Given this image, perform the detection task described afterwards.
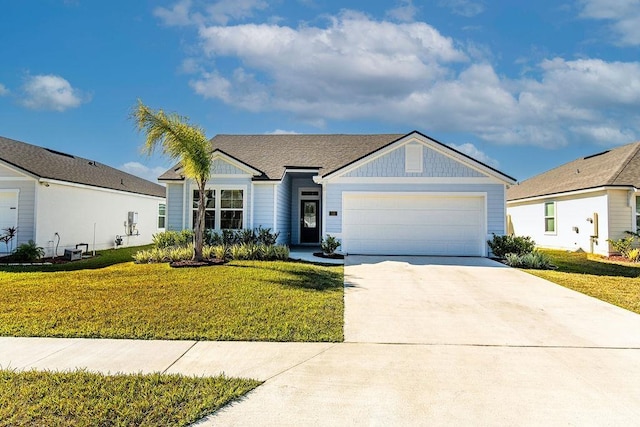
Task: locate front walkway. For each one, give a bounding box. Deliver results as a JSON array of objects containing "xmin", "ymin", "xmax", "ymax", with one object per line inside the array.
[{"xmin": 288, "ymin": 246, "xmax": 343, "ymax": 265}]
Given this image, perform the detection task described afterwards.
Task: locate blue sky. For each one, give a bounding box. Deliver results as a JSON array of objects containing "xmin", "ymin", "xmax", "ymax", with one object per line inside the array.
[{"xmin": 1, "ymin": 0, "xmax": 639, "ymax": 182}]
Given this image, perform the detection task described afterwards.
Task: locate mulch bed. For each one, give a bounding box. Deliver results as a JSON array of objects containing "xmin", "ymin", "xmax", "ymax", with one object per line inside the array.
[
  {"xmin": 169, "ymin": 258, "xmax": 227, "ymax": 268},
  {"xmin": 312, "ymin": 252, "xmax": 344, "ymax": 260}
]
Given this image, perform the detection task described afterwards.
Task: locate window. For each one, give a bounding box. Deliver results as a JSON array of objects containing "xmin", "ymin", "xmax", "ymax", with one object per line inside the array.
[
  {"xmin": 220, "ymin": 189, "xmax": 243, "ymax": 229},
  {"xmin": 191, "ymin": 188, "xmax": 244, "ymax": 230},
  {"xmin": 544, "ymin": 202, "xmax": 556, "ymax": 233},
  {"xmin": 192, "ymin": 189, "xmax": 215, "ymax": 229},
  {"xmin": 158, "ymin": 203, "xmax": 166, "ymax": 229},
  {"xmin": 405, "ymin": 144, "xmax": 423, "ymax": 173}
]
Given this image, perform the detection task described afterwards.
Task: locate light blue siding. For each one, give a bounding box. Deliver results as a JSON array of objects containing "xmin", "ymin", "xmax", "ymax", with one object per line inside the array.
[
  {"xmin": 166, "ymin": 183, "xmax": 184, "ymax": 231},
  {"xmin": 275, "ymin": 174, "xmax": 292, "ymax": 244},
  {"xmin": 253, "ymin": 184, "xmax": 275, "ymax": 230},
  {"xmin": 9, "ymin": 180, "xmax": 36, "ymax": 247},
  {"xmin": 344, "ymin": 145, "xmax": 484, "ymax": 178},
  {"xmin": 326, "ymin": 182, "xmax": 506, "ymax": 237},
  {"xmin": 211, "ymin": 158, "xmax": 247, "ymax": 175}
]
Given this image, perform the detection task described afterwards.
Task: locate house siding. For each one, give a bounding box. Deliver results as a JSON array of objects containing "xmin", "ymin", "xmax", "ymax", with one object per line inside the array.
[
  {"xmin": 507, "ymin": 191, "xmax": 610, "ymax": 255},
  {"xmin": 35, "ymin": 181, "xmax": 163, "ymax": 255},
  {"xmin": 326, "ymin": 182, "xmax": 505, "ymax": 239},
  {"xmin": 276, "ymin": 174, "xmax": 292, "ymax": 244},
  {"xmin": 0, "ymin": 162, "xmax": 27, "ymax": 178},
  {"xmin": 607, "ymin": 189, "xmax": 633, "ymax": 253},
  {"xmin": 0, "ymin": 179, "xmax": 36, "ymax": 248},
  {"xmin": 211, "ymin": 159, "xmax": 247, "ymax": 175},
  {"xmin": 166, "ymin": 183, "xmax": 184, "ymax": 231},
  {"xmin": 252, "ymin": 183, "xmax": 275, "ymax": 230},
  {"xmin": 344, "ymin": 144, "xmax": 484, "ymax": 178}
]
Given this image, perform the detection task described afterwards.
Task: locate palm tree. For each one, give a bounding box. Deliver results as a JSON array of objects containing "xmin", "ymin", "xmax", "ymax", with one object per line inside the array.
[{"xmin": 132, "ymin": 100, "xmax": 212, "ymax": 261}]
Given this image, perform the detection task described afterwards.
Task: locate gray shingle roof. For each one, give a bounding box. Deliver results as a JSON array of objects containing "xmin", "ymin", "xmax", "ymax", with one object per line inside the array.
[
  {"xmin": 159, "ymin": 132, "xmax": 516, "ymax": 182},
  {"xmin": 159, "ymin": 133, "xmax": 406, "ymax": 180},
  {"xmin": 0, "ymin": 136, "xmax": 166, "ymax": 198},
  {"xmin": 507, "ymin": 141, "xmax": 640, "ymax": 201}
]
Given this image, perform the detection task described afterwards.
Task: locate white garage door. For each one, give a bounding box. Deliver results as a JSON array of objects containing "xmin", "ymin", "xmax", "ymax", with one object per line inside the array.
[{"xmin": 342, "ymin": 193, "xmax": 485, "ymax": 256}]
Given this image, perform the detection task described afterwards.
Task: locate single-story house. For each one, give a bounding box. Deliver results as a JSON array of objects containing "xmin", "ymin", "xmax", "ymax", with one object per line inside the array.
[
  {"xmin": 507, "ymin": 141, "xmax": 640, "ymax": 256},
  {"xmin": 159, "ymin": 131, "xmax": 516, "ymax": 256},
  {"xmin": 0, "ymin": 136, "xmax": 166, "ymax": 256}
]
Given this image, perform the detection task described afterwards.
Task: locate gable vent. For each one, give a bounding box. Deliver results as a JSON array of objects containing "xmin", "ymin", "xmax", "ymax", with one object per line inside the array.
[{"xmin": 405, "ymin": 144, "xmax": 423, "ymax": 173}]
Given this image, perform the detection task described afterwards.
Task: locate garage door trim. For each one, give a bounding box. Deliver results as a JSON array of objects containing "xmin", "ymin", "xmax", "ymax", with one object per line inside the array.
[{"xmin": 341, "ymin": 191, "xmax": 487, "ymax": 256}]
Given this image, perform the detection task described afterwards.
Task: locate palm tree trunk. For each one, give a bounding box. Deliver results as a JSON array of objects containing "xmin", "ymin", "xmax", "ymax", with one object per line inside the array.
[{"xmin": 193, "ymin": 180, "xmax": 206, "ymax": 261}]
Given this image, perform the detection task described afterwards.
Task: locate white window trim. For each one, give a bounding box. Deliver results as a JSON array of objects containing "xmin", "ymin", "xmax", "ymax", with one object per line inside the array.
[
  {"xmin": 190, "ymin": 184, "xmax": 248, "ymax": 231},
  {"xmin": 544, "ymin": 201, "xmax": 557, "ymax": 235},
  {"xmin": 158, "ymin": 203, "xmax": 166, "ymax": 230}
]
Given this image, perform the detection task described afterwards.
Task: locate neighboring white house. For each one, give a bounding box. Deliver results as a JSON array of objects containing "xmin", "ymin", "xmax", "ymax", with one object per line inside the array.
[
  {"xmin": 507, "ymin": 141, "xmax": 640, "ymax": 256},
  {"xmin": 0, "ymin": 136, "xmax": 166, "ymax": 256},
  {"xmin": 159, "ymin": 131, "xmax": 516, "ymax": 256}
]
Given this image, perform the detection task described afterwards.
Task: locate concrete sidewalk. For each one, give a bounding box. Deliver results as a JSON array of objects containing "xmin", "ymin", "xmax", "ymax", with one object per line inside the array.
[{"xmin": 0, "ymin": 337, "xmax": 335, "ymax": 381}]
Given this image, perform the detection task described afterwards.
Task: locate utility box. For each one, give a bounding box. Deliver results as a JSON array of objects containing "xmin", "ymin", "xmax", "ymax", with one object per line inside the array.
[
  {"xmin": 128, "ymin": 211, "xmax": 138, "ymax": 226},
  {"xmin": 64, "ymin": 249, "xmax": 82, "ymax": 261}
]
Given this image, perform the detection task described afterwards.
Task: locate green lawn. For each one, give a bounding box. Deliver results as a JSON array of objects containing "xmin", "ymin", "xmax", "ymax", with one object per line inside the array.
[
  {"xmin": 0, "ymin": 255, "xmax": 344, "ymax": 341},
  {"xmin": 525, "ymin": 249, "xmax": 640, "ymax": 315},
  {"xmin": 0, "ymin": 369, "xmax": 259, "ymax": 427}
]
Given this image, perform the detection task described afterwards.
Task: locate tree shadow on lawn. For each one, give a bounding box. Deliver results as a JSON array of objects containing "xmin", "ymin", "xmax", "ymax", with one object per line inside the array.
[
  {"xmin": 547, "ymin": 251, "xmax": 640, "ymax": 278},
  {"xmin": 227, "ymin": 262, "xmax": 343, "ymax": 291}
]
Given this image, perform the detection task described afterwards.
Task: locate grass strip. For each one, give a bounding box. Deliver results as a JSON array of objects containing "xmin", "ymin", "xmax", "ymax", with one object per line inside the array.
[
  {"xmin": 525, "ymin": 250, "xmax": 640, "ymax": 314},
  {"xmin": 0, "ymin": 369, "xmax": 260, "ymax": 427}
]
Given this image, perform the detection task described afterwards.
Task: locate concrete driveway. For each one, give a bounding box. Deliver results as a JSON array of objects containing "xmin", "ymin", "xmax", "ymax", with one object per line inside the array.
[{"xmin": 209, "ymin": 256, "xmax": 640, "ymax": 425}]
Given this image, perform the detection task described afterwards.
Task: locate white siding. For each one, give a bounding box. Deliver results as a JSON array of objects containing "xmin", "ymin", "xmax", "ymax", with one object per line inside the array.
[
  {"xmin": 35, "ymin": 181, "xmax": 164, "ymax": 255},
  {"xmin": 0, "ymin": 162, "xmax": 27, "ymax": 178},
  {"xmin": 507, "ymin": 190, "xmax": 610, "ymax": 255},
  {"xmin": 166, "ymin": 183, "xmax": 183, "ymax": 231}
]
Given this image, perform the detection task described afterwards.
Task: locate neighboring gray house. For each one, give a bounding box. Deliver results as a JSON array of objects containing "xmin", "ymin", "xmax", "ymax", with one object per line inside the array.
[
  {"xmin": 507, "ymin": 141, "xmax": 640, "ymax": 256},
  {"xmin": 160, "ymin": 131, "xmax": 515, "ymax": 256},
  {"xmin": 0, "ymin": 136, "xmax": 166, "ymax": 256}
]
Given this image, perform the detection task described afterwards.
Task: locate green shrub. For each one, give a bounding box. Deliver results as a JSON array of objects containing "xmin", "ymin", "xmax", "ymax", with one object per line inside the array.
[
  {"xmin": 211, "ymin": 245, "xmax": 229, "ymax": 260},
  {"xmin": 321, "ymin": 235, "xmax": 341, "ymax": 255},
  {"xmin": 13, "ymin": 240, "xmax": 45, "ymax": 262},
  {"xmin": 488, "ymin": 234, "xmax": 535, "ymax": 258},
  {"xmin": 152, "ymin": 230, "xmax": 193, "ymax": 248},
  {"xmin": 627, "ymin": 248, "xmax": 640, "ymax": 262},
  {"xmin": 134, "ymin": 243, "xmax": 289, "ymax": 263},
  {"xmin": 256, "ymin": 227, "xmax": 279, "ymax": 246},
  {"xmin": 504, "ymin": 251, "xmax": 552, "ymax": 269},
  {"xmin": 607, "ymin": 236, "xmax": 635, "ymax": 258}
]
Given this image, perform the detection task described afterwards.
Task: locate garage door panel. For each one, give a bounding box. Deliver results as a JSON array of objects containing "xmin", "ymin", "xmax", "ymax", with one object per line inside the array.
[{"xmin": 342, "ymin": 193, "xmax": 485, "ymax": 256}]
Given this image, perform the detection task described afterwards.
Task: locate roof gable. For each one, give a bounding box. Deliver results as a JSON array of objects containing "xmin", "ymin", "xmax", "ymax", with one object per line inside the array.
[
  {"xmin": 324, "ymin": 132, "xmax": 515, "ymax": 183},
  {"xmin": 158, "ymin": 131, "xmax": 516, "ymax": 184},
  {"xmin": 0, "ymin": 136, "xmax": 166, "ymax": 198},
  {"xmin": 507, "ymin": 141, "xmax": 640, "ymax": 201}
]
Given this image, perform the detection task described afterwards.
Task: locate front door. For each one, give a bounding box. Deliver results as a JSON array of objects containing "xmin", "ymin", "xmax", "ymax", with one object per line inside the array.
[{"xmin": 300, "ymin": 200, "xmax": 320, "ymax": 243}]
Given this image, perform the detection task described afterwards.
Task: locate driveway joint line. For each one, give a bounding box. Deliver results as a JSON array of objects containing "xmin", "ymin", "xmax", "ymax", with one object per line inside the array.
[
  {"xmin": 344, "ymin": 341, "xmax": 640, "ymax": 350},
  {"xmin": 261, "ymin": 343, "xmax": 340, "ymax": 383},
  {"xmin": 162, "ymin": 340, "xmax": 198, "ymax": 374}
]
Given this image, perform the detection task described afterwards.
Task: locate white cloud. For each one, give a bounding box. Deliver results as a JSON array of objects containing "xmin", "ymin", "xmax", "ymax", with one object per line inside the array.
[
  {"xmin": 154, "ymin": 0, "xmax": 194, "ymax": 26},
  {"xmin": 0, "ymin": 84, "xmax": 8, "ymax": 96},
  {"xmin": 173, "ymin": 10, "xmax": 640, "ymax": 148},
  {"xmin": 579, "ymin": 0, "xmax": 640, "ymax": 45},
  {"xmin": 386, "ymin": 0, "xmax": 418, "ymax": 23},
  {"xmin": 265, "ymin": 129, "xmax": 300, "ymax": 135},
  {"xmin": 120, "ymin": 162, "xmax": 168, "ymax": 183},
  {"xmin": 20, "ymin": 74, "xmax": 87, "ymax": 112},
  {"xmin": 448, "ymin": 142, "xmax": 499, "ymax": 167},
  {"xmin": 155, "ymin": 0, "xmax": 268, "ymax": 26},
  {"xmin": 439, "ymin": 0, "xmax": 485, "ymax": 17}
]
